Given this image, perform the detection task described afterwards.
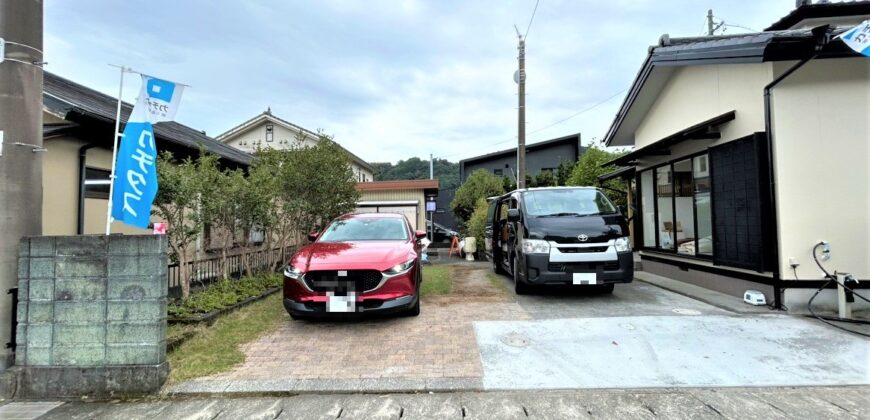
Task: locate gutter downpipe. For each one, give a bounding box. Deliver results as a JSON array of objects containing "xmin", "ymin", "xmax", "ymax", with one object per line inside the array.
[
  {"xmin": 763, "ymin": 25, "xmax": 832, "ymax": 310},
  {"xmin": 77, "ymin": 143, "xmax": 100, "ymax": 234}
]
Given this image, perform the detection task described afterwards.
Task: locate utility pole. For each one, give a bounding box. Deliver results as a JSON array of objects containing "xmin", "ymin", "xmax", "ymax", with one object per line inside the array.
[
  {"xmin": 706, "ymin": 9, "xmax": 723, "ymax": 36},
  {"xmin": 0, "ymin": 0, "xmax": 44, "ymax": 370},
  {"xmin": 429, "ymin": 153, "xmax": 434, "ymax": 180},
  {"xmin": 516, "ymin": 29, "xmax": 527, "ymax": 189}
]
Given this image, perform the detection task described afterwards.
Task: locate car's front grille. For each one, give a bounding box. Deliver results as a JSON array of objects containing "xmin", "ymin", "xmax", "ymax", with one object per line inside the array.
[
  {"xmin": 548, "ymin": 261, "xmax": 621, "ymax": 272},
  {"xmin": 557, "ymin": 246, "xmax": 609, "ymax": 253},
  {"xmin": 303, "ymin": 270, "xmax": 383, "ymax": 293}
]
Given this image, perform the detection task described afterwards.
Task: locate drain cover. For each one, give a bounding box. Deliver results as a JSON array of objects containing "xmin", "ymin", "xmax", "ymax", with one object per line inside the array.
[
  {"xmin": 672, "ymin": 308, "xmax": 702, "ymax": 315},
  {"xmin": 500, "ymin": 331, "xmax": 531, "ymax": 347}
]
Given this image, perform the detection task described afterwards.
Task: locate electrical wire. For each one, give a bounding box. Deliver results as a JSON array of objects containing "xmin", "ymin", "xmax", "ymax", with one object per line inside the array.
[
  {"xmin": 806, "ymin": 242, "xmax": 870, "ymax": 337},
  {"xmin": 524, "ymin": 0, "xmax": 540, "ymax": 39}
]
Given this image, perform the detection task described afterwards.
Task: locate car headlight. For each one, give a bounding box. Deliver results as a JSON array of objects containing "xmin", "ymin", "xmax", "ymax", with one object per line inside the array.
[
  {"xmin": 283, "ymin": 264, "xmax": 303, "ymax": 279},
  {"xmin": 614, "ymin": 237, "xmax": 631, "ymax": 252},
  {"xmin": 384, "ymin": 258, "xmax": 415, "ymax": 275},
  {"xmin": 521, "ymin": 239, "xmax": 550, "ymax": 254}
]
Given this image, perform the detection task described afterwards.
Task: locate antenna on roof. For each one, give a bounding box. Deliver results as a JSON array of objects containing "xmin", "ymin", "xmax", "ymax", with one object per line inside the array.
[{"xmin": 266, "ymin": 106, "xmax": 271, "ymax": 115}]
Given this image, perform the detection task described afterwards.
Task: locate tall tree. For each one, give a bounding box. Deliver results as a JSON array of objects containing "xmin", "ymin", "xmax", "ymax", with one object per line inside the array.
[{"xmin": 567, "ymin": 144, "xmax": 629, "ymax": 204}]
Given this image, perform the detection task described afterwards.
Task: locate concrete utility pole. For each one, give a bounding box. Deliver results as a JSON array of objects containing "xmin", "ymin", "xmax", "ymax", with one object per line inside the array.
[
  {"xmin": 706, "ymin": 9, "xmax": 723, "ymax": 36},
  {"xmin": 0, "ymin": 0, "xmax": 44, "ymax": 370},
  {"xmin": 429, "ymin": 153, "xmax": 434, "ymax": 180},
  {"xmin": 516, "ymin": 32, "xmax": 527, "ymax": 189}
]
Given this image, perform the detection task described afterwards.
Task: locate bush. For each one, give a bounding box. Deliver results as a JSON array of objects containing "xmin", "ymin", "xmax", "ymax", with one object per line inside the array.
[
  {"xmin": 451, "ymin": 169, "xmax": 504, "ymax": 223},
  {"xmin": 168, "ymin": 274, "xmax": 282, "ymax": 318},
  {"xmin": 466, "ymin": 197, "xmax": 490, "ymax": 250}
]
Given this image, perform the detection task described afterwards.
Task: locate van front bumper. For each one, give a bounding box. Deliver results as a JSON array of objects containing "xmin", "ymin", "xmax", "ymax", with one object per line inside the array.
[{"xmin": 523, "ymin": 252, "xmax": 634, "ymax": 285}]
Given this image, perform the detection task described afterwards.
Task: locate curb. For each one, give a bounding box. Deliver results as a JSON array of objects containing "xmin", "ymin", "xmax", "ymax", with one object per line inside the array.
[{"xmin": 165, "ymin": 377, "xmax": 483, "ymax": 397}]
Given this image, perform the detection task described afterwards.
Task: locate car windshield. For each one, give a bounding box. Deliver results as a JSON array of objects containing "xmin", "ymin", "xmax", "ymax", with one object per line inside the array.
[
  {"xmin": 318, "ymin": 217, "xmax": 409, "ymax": 241},
  {"xmin": 523, "ymin": 189, "xmax": 617, "ymax": 217}
]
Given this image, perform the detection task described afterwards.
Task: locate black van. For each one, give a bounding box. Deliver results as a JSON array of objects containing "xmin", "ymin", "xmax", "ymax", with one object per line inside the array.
[{"xmin": 484, "ymin": 187, "xmax": 633, "ymax": 294}]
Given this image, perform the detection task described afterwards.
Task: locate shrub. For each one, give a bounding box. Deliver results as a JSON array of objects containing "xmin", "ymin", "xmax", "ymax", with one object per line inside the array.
[
  {"xmin": 466, "ymin": 197, "xmax": 490, "ymax": 251},
  {"xmin": 168, "ymin": 274, "xmax": 282, "ymax": 318}
]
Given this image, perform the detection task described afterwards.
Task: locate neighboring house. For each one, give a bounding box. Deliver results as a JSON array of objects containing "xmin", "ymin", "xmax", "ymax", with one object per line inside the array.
[
  {"xmin": 459, "ymin": 133, "xmax": 583, "ymax": 182},
  {"xmin": 42, "ymin": 72, "xmax": 250, "ymax": 236},
  {"xmin": 216, "ymin": 109, "xmax": 374, "ymax": 182},
  {"xmin": 602, "ymin": 1, "xmax": 870, "ymax": 311},
  {"xmin": 355, "ymin": 180, "xmax": 439, "ymax": 230}
]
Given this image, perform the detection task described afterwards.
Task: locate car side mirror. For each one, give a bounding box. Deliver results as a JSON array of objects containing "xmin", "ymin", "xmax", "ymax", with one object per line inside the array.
[
  {"xmin": 617, "ymin": 205, "xmax": 628, "ymax": 215},
  {"xmin": 307, "ymin": 231, "xmax": 319, "ymax": 242},
  {"xmin": 415, "ymin": 230, "xmax": 428, "ymax": 240},
  {"xmin": 507, "ymin": 208, "xmax": 521, "ymax": 222}
]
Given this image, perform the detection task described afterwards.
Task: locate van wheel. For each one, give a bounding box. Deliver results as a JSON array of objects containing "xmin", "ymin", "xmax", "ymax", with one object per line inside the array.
[{"xmin": 513, "ymin": 258, "xmax": 530, "ymax": 295}]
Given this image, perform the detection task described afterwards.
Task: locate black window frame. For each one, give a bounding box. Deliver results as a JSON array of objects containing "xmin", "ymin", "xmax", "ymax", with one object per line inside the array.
[
  {"xmin": 635, "ymin": 149, "xmax": 713, "ymax": 262},
  {"xmin": 83, "ymin": 167, "xmax": 112, "ymax": 200}
]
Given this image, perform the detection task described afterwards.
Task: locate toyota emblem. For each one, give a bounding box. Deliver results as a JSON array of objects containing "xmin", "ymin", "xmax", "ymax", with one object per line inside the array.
[{"xmin": 578, "ymin": 234, "xmax": 589, "ymax": 242}]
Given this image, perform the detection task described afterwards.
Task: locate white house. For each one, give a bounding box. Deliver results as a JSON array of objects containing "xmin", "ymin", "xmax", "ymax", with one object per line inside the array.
[
  {"xmin": 217, "ymin": 109, "xmax": 374, "ymax": 182},
  {"xmin": 601, "ymin": 0, "xmax": 870, "ymax": 311}
]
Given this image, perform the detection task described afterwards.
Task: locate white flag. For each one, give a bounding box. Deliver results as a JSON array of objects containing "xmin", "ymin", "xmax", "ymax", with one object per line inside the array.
[
  {"xmin": 838, "ymin": 20, "xmax": 870, "ymax": 58},
  {"xmin": 130, "ymin": 75, "xmax": 185, "ymax": 123}
]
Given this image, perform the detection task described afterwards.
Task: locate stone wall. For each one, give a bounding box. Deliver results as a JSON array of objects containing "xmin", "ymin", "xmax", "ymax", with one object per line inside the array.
[{"xmin": 12, "ymin": 235, "xmax": 168, "ymax": 398}]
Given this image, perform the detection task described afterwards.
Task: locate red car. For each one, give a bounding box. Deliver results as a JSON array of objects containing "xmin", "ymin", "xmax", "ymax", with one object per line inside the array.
[{"xmin": 282, "ymin": 212, "xmax": 426, "ymax": 319}]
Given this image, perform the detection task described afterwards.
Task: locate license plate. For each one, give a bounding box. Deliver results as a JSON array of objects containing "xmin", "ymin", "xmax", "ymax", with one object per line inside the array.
[
  {"xmin": 327, "ymin": 293, "xmax": 356, "ymax": 313},
  {"xmin": 572, "ymin": 273, "xmax": 597, "ymax": 285}
]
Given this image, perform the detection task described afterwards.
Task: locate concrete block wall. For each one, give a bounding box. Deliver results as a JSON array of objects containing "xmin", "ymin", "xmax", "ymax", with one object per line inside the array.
[{"xmin": 15, "ymin": 235, "xmax": 167, "ymax": 369}]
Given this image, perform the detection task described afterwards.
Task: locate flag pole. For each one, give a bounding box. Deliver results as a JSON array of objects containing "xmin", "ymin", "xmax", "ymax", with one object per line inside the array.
[{"xmin": 105, "ymin": 64, "xmax": 127, "ymax": 235}]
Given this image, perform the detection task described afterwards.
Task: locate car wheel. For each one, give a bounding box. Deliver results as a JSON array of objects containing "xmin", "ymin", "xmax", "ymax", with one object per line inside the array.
[
  {"xmin": 404, "ymin": 296, "xmax": 421, "ymax": 317},
  {"xmin": 598, "ymin": 283, "xmax": 615, "ymax": 294},
  {"xmin": 513, "ymin": 258, "xmax": 530, "ymax": 295}
]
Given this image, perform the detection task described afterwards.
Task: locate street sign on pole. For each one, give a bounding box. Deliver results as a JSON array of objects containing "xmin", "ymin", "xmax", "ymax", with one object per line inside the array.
[{"xmin": 0, "ymin": 38, "xmax": 5, "ymax": 63}]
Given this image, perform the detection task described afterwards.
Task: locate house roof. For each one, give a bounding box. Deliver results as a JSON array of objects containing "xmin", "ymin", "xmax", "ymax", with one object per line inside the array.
[
  {"xmin": 603, "ymin": 26, "xmax": 856, "ymax": 147},
  {"xmin": 355, "ymin": 179, "xmax": 439, "ymax": 195},
  {"xmin": 215, "ymin": 110, "xmax": 374, "ymax": 173},
  {"xmin": 43, "ymin": 72, "xmax": 252, "ymax": 166},
  {"xmin": 766, "ymin": 1, "xmax": 870, "ymax": 31},
  {"xmin": 459, "ymin": 133, "xmax": 583, "ymax": 166}
]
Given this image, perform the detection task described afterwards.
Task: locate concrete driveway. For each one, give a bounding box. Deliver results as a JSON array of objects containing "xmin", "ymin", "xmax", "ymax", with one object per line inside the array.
[{"xmin": 171, "ymin": 262, "xmax": 868, "ymax": 394}]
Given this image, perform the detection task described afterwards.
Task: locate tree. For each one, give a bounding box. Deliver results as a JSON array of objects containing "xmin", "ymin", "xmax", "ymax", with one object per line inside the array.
[
  {"xmin": 567, "ymin": 144, "xmax": 629, "ymax": 204},
  {"xmin": 153, "ymin": 150, "xmax": 220, "ymax": 299},
  {"xmin": 451, "ymin": 169, "xmax": 504, "ymax": 222},
  {"xmin": 465, "ymin": 198, "xmax": 490, "ymax": 251},
  {"xmin": 372, "ymin": 157, "xmax": 460, "ymax": 190}
]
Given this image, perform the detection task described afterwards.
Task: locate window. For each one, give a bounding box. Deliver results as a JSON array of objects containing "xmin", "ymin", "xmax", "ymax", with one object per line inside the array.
[
  {"xmin": 265, "ymin": 124, "xmax": 274, "ymax": 142},
  {"xmin": 640, "ymin": 171, "xmax": 655, "ymax": 247},
  {"xmin": 640, "ymin": 152, "xmax": 714, "ymax": 256},
  {"xmin": 522, "ymin": 188, "xmax": 616, "ymax": 217},
  {"xmin": 693, "ymin": 155, "xmax": 712, "ymax": 256},
  {"xmin": 319, "ymin": 217, "xmax": 409, "ymax": 241},
  {"xmin": 655, "ymin": 166, "xmax": 674, "ymax": 249},
  {"xmin": 493, "ymin": 169, "xmax": 503, "ymax": 176},
  {"xmin": 84, "ymin": 167, "xmax": 111, "ymax": 199}
]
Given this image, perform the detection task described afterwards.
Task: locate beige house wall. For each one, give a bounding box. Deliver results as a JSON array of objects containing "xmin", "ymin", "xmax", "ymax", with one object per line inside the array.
[
  {"xmin": 42, "ymin": 134, "xmax": 157, "ymax": 236},
  {"xmin": 222, "ymin": 119, "xmax": 374, "ymax": 181},
  {"xmin": 770, "ymin": 57, "xmax": 870, "ymax": 280},
  {"xmin": 359, "ymin": 189, "xmax": 426, "ymax": 229},
  {"xmin": 634, "ymin": 63, "xmax": 772, "ymax": 153}
]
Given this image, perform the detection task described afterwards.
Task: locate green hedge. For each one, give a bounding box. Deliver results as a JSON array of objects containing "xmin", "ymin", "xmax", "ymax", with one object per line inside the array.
[{"xmin": 168, "ymin": 274, "xmax": 282, "ymax": 318}]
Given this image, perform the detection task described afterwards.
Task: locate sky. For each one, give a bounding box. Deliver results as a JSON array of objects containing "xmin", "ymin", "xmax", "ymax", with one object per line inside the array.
[{"xmin": 44, "ymin": 0, "xmax": 797, "ymax": 163}]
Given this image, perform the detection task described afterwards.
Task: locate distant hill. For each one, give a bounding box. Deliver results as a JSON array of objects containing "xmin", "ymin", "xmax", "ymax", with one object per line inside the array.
[{"xmin": 371, "ymin": 157, "xmax": 460, "ymax": 190}]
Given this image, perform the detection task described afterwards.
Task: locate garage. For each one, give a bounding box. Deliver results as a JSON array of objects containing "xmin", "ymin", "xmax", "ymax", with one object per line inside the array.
[
  {"xmin": 355, "ymin": 201, "xmax": 419, "ymax": 230},
  {"xmin": 355, "ymin": 179, "xmax": 440, "ymax": 233}
]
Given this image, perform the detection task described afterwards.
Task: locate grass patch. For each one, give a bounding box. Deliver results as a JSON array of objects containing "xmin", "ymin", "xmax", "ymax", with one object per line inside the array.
[
  {"xmin": 168, "ymin": 274, "xmax": 282, "ymax": 318},
  {"xmin": 486, "ymin": 272, "xmax": 508, "ymax": 291},
  {"xmin": 167, "ymin": 292, "xmax": 286, "ymax": 383},
  {"xmin": 420, "ymin": 265, "xmax": 451, "ymax": 297}
]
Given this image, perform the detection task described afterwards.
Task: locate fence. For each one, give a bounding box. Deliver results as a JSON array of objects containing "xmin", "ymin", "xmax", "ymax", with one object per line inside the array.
[{"xmin": 167, "ymin": 246, "xmax": 293, "ymax": 297}]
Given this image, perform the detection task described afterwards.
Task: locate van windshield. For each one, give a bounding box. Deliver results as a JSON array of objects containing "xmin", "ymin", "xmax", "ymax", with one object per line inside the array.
[{"xmin": 523, "ymin": 189, "xmax": 617, "ymax": 217}]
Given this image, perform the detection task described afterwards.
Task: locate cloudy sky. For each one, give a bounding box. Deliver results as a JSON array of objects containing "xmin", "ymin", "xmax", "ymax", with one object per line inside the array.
[{"xmin": 45, "ymin": 0, "xmax": 796, "ymax": 163}]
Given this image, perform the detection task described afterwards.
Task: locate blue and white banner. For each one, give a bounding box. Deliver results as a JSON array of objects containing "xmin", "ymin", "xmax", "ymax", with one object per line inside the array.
[
  {"xmin": 111, "ymin": 75, "xmax": 184, "ymax": 228},
  {"xmin": 839, "ymin": 20, "xmax": 870, "ymax": 57}
]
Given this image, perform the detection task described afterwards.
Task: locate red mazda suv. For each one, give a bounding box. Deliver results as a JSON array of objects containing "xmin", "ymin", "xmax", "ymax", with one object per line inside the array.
[{"xmin": 282, "ymin": 212, "xmax": 426, "ymax": 319}]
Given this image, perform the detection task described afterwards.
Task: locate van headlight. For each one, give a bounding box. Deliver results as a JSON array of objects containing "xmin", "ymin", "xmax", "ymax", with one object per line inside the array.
[
  {"xmin": 384, "ymin": 258, "xmax": 415, "ymax": 275},
  {"xmin": 283, "ymin": 264, "xmax": 303, "ymax": 279},
  {"xmin": 522, "ymin": 239, "xmax": 550, "ymax": 254},
  {"xmin": 614, "ymin": 237, "xmax": 631, "ymax": 252}
]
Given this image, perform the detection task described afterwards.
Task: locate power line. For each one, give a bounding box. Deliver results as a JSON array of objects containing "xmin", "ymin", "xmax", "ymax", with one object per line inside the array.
[
  {"xmin": 524, "ymin": 0, "xmax": 541, "ymax": 39},
  {"xmin": 437, "ymin": 87, "xmax": 627, "ymax": 159}
]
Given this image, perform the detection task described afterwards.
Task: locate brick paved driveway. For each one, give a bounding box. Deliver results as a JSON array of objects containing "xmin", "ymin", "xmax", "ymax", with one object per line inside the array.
[{"xmin": 173, "ymin": 262, "xmax": 733, "ymax": 394}]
